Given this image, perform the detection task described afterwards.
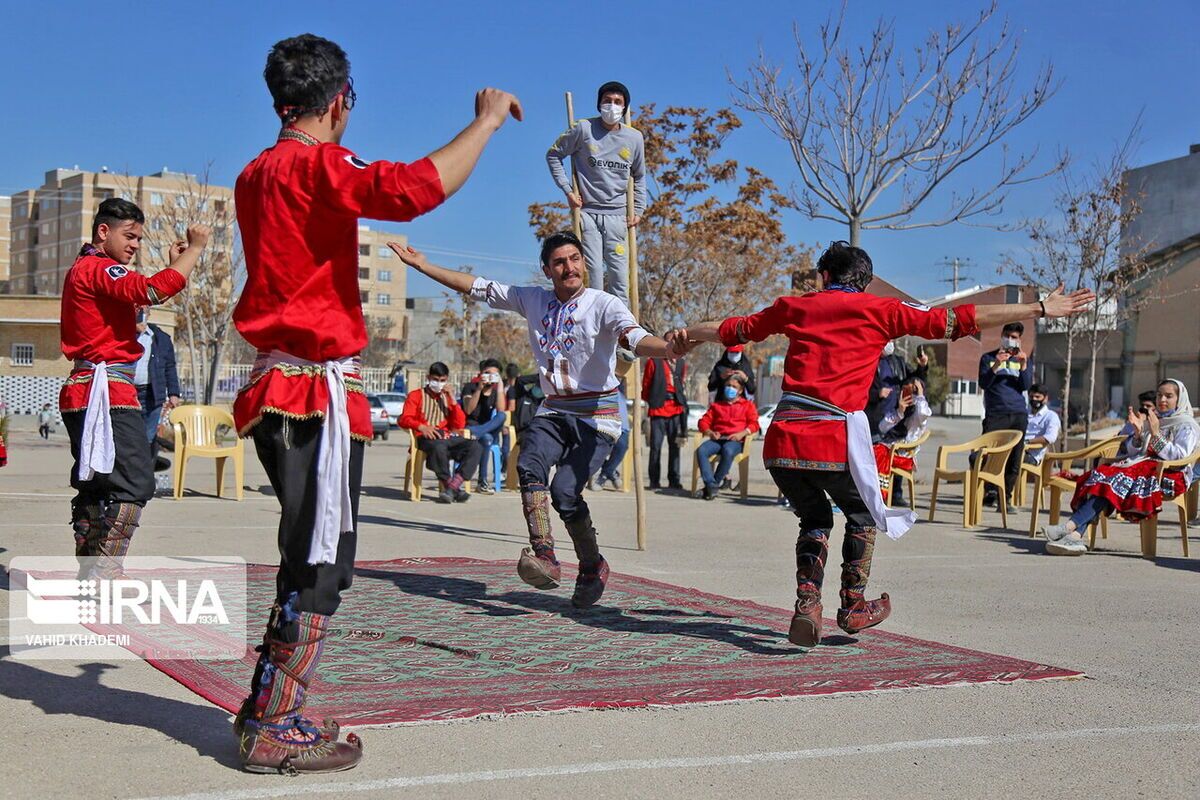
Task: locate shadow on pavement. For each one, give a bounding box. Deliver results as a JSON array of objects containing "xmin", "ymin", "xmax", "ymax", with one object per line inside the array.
[
  {"xmin": 0, "ymin": 648, "xmax": 239, "ymax": 769},
  {"xmin": 356, "ymin": 516, "xmax": 640, "ymax": 552}
]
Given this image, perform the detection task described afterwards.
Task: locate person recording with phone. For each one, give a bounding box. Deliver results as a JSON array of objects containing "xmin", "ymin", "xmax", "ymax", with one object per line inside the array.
[
  {"xmin": 866, "ymin": 339, "xmax": 928, "ymax": 508},
  {"xmin": 1114, "ymin": 390, "xmax": 1159, "ymax": 459},
  {"xmin": 979, "ymin": 321, "xmax": 1033, "ymax": 509},
  {"xmin": 873, "ymin": 376, "xmax": 932, "ymax": 506},
  {"xmin": 461, "ymin": 358, "xmax": 510, "ymax": 492}
]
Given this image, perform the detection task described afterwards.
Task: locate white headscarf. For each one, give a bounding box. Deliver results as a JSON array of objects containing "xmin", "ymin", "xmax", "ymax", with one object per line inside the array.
[{"xmin": 1143, "ymin": 378, "xmax": 1200, "ymax": 456}]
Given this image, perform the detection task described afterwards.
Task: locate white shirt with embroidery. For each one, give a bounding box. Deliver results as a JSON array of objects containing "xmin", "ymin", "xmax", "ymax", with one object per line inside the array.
[{"xmin": 469, "ymin": 278, "xmax": 649, "ymax": 397}]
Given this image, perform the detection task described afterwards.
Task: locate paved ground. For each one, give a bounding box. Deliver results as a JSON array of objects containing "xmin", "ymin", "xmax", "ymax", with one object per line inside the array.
[{"xmin": 1, "ymin": 415, "xmax": 1197, "ymax": 799}]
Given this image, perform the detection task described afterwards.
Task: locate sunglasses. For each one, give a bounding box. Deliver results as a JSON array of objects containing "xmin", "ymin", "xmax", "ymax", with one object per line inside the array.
[{"xmin": 339, "ymin": 77, "xmax": 357, "ymax": 112}]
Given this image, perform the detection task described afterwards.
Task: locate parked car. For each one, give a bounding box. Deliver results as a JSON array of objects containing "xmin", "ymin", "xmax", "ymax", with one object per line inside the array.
[
  {"xmin": 367, "ymin": 394, "xmax": 390, "ymax": 440},
  {"xmin": 375, "ymin": 392, "xmax": 406, "ymax": 426},
  {"xmin": 686, "ymin": 405, "xmax": 707, "ymax": 432},
  {"xmin": 757, "ymin": 404, "xmax": 776, "ymax": 437}
]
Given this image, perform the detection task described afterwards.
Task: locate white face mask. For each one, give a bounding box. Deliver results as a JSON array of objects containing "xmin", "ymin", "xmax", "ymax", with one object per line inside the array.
[
  {"xmin": 1002, "ymin": 336, "xmax": 1020, "ymax": 350},
  {"xmin": 426, "ymin": 379, "xmax": 447, "ymax": 393},
  {"xmin": 882, "ymin": 341, "xmax": 895, "ymax": 357},
  {"xmin": 728, "ymin": 351, "xmax": 742, "ymax": 363},
  {"xmin": 600, "ymin": 103, "xmax": 624, "ymax": 125}
]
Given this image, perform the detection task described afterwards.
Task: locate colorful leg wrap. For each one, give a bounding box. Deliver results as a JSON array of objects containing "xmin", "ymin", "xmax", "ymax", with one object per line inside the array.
[
  {"xmin": 91, "ymin": 502, "xmax": 140, "ymax": 579},
  {"xmin": 521, "ymin": 485, "xmax": 556, "ymax": 558},
  {"xmin": 71, "ymin": 502, "xmax": 103, "ymax": 558},
  {"xmin": 837, "ymin": 525, "xmax": 891, "ymax": 634},
  {"xmin": 796, "ymin": 528, "xmax": 829, "ymax": 602}
]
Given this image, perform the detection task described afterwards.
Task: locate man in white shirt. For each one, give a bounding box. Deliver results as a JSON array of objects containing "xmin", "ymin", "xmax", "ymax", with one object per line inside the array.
[
  {"xmin": 391, "ymin": 231, "xmax": 687, "ymax": 608},
  {"xmin": 1024, "ymin": 383, "xmax": 1061, "ymax": 464}
]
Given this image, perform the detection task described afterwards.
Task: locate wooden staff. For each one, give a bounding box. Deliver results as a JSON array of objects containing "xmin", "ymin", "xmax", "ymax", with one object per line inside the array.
[
  {"xmin": 564, "ymin": 92, "xmax": 583, "ymax": 242},
  {"xmin": 624, "ymin": 106, "xmax": 647, "ymax": 551}
]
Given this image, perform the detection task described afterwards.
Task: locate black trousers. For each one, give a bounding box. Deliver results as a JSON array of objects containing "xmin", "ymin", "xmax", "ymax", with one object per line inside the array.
[
  {"xmin": 63, "ymin": 409, "xmax": 155, "ymax": 511},
  {"xmin": 417, "ymin": 436, "xmax": 483, "ymax": 482},
  {"xmin": 981, "ymin": 411, "xmax": 1027, "ymax": 500},
  {"xmin": 253, "ymin": 415, "xmax": 363, "ymax": 617},
  {"xmin": 770, "ymin": 467, "xmax": 875, "ymax": 532},
  {"xmin": 517, "ymin": 414, "xmax": 612, "ymax": 523},
  {"xmin": 648, "ymin": 413, "xmax": 685, "ymax": 486}
]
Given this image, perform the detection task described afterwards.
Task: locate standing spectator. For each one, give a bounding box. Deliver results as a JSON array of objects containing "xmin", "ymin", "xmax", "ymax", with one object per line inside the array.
[
  {"xmin": 696, "ymin": 375, "xmax": 759, "ymax": 500},
  {"xmin": 501, "ymin": 362, "xmax": 521, "ymax": 473},
  {"xmin": 1023, "ymin": 383, "xmax": 1061, "ymax": 465},
  {"xmin": 708, "ymin": 345, "xmax": 756, "ymax": 398},
  {"xmin": 978, "ymin": 321, "xmax": 1033, "ymax": 508},
  {"xmin": 133, "ymin": 307, "xmax": 182, "ymax": 463},
  {"xmin": 388, "ymin": 360, "xmax": 408, "ymax": 395},
  {"xmin": 643, "ymin": 356, "xmax": 688, "ymax": 490},
  {"xmin": 399, "ymin": 362, "xmax": 482, "ymax": 504},
  {"xmin": 866, "ymin": 341, "xmax": 928, "ymax": 437},
  {"xmin": 38, "ymin": 403, "xmax": 55, "ymax": 439},
  {"xmin": 461, "ymin": 358, "xmax": 509, "ymax": 492},
  {"xmin": 593, "ymin": 379, "xmax": 630, "ymax": 491}
]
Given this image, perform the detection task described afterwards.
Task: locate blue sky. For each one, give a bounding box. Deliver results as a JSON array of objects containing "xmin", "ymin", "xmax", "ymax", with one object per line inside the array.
[{"xmin": 5, "ymin": 0, "xmax": 1197, "ymax": 300}]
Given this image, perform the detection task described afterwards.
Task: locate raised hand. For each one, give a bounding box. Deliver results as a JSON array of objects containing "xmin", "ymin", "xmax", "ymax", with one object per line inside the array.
[
  {"xmin": 168, "ymin": 241, "xmax": 187, "ymax": 264},
  {"xmin": 388, "ymin": 242, "xmax": 429, "ymax": 270},
  {"xmin": 475, "ymin": 88, "xmax": 523, "ymax": 129},
  {"xmin": 1125, "ymin": 406, "xmax": 1141, "ymax": 432},
  {"xmin": 186, "ymin": 224, "xmax": 211, "ymax": 249},
  {"xmin": 1042, "ymin": 284, "xmax": 1096, "ymax": 318}
]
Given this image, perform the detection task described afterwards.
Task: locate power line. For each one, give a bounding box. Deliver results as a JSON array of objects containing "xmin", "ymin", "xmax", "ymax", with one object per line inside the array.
[{"xmin": 936, "ymin": 256, "xmax": 974, "ymax": 293}]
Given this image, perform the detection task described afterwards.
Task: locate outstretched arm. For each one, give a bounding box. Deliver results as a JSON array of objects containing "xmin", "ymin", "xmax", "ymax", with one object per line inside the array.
[
  {"xmin": 388, "ymin": 242, "xmax": 475, "ymax": 295},
  {"xmin": 973, "ymin": 285, "xmax": 1095, "ymax": 329},
  {"xmin": 427, "ymin": 89, "xmax": 523, "ymax": 199}
]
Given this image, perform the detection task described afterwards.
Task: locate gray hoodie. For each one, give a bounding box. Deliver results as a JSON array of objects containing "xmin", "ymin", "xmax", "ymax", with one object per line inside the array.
[{"xmin": 546, "ymin": 118, "xmax": 646, "ymax": 215}]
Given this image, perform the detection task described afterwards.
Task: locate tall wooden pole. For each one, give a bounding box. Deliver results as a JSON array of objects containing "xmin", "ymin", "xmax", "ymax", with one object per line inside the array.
[
  {"xmin": 564, "ymin": 92, "xmax": 583, "ymax": 243},
  {"xmin": 624, "ymin": 106, "xmax": 648, "ymax": 551}
]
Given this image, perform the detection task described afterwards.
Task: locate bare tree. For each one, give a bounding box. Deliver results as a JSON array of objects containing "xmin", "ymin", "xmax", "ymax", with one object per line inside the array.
[
  {"xmin": 360, "ymin": 314, "xmax": 398, "ymax": 369},
  {"xmin": 130, "ymin": 168, "xmax": 241, "ymax": 404},
  {"xmin": 732, "ymin": 1, "xmax": 1061, "ymax": 246}
]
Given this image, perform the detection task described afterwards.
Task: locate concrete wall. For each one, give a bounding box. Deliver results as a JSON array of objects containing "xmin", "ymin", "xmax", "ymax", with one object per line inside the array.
[{"xmin": 1122, "ymin": 148, "xmax": 1200, "ymax": 255}]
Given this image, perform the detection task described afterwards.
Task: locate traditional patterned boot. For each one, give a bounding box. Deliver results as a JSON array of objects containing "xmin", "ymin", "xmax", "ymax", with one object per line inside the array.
[
  {"xmin": 238, "ymin": 598, "xmax": 362, "ymax": 774},
  {"xmin": 72, "ymin": 502, "xmax": 104, "ymax": 578},
  {"xmin": 837, "ymin": 526, "xmax": 892, "ymax": 634},
  {"xmin": 565, "ymin": 515, "xmax": 608, "ymax": 608},
  {"xmin": 89, "ymin": 502, "xmax": 141, "ymax": 580},
  {"xmin": 516, "ymin": 485, "xmax": 561, "ymax": 589},
  {"xmin": 788, "ymin": 528, "xmax": 828, "ymax": 647}
]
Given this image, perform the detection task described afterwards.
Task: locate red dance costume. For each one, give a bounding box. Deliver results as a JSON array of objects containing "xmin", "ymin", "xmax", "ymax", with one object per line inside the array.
[{"xmin": 232, "ymin": 129, "xmax": 444, "ymax": 439}]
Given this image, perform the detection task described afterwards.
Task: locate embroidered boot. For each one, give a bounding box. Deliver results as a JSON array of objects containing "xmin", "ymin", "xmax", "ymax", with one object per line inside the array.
[
  {"xmin": 788, "ymin": 529, "xmax": 828, "ymax": 647},
  {"xmin": 837, "ymin": 526, "xmax": 892, "ymax": 634},
  {"xmin": 565, "ymin": 515, "xmax": 608, "ymax": 608},
  {"xmin": 72, "ymin": 501, "xmax": 104, "ymax": 578},
  {"xmin": 516, "ymin": 485, "xmax": 561, "ymax": 589},
  {"xmin": 88, "ymin": 502, "xmax": 141, "ymax": 581},
  {"xmin": 238, "ymin": 599, "xmax": 362, "ymax": 775}
]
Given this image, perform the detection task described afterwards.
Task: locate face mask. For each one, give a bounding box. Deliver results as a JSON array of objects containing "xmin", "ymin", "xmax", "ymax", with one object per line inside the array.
[
  {"xmin": 723, "ymin": 386, "xmax": 739, "ymax": 401},
  {"xmin": 600, "ymin": 103, "xmax": 624, "ymax": 125},
  {"xmin": 882, "ymin": 341, "xmax": 895, "ymax": 357},
  {"xmin": 426, "ymin": 380, "xmax": 446, "ymax": 393},
  {"xmin": 1030, "ymin": 400, "xmax": 1044, "ymax": 412},
  {"xmin": 1002, "ymin": 336, "xmax": 1019, "ymax": 350},
  {"xmin": 727, "ymin": 351, "xmax": 742, "ymax": 363}
]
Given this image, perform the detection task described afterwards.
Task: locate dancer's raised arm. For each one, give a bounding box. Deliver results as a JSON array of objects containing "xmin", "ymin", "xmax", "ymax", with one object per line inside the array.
[{"xmin": 389, "ymin": 243, "xmax": 476, "ymax": 295}]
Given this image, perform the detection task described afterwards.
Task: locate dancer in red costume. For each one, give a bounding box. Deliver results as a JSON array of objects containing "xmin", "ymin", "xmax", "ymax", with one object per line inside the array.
[
  {"xmin": 231, "ymin": 33, "xmax": 521, "ymax": 775},
  {"xmin": 676, "ymin": 241, "xmax": 1093, "ymax": 647}
]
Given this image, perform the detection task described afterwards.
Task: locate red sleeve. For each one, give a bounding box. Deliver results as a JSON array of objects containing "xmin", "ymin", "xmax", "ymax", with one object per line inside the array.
[
  {"xmin": 447, "ymin": 401, "xmax": 466, "ymax": 431},
  {"xmin": 641, "ymin": 358, "xmax": 656, "ymax": 396},
  {"xmin": 86, "ymin": 260, "xmax": 186, "ymax": 306},
  {"xmin": 744, "ymin": 401, "xmax": 760, "ymax": 433},
  {"xmin": 886, "ymin": 300, "xmax": 979, "ymax": 341},
  {"xmin": 313, "ymin": 145, "xmax": 446, "ymax": 222},
  {"xmin": 399, "ymin": 392, "xmax": 425, "ymax": 432},
  {"xmin": 719, "ymin": 299, "xmax": 789, "ymax": 346},
  {"xmin": 698, "ymin": 406, "xmax": 714, "ymax": 433}
]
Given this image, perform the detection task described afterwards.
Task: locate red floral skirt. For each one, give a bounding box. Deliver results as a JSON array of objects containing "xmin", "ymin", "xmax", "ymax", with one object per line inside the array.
[
  {"xmin": 0, "ymin": 432, "xmax": 7, "ymax": 468},
  {"xmin": 1070, "ymin": 459, "xmax": 1189, "ymax": 522}
]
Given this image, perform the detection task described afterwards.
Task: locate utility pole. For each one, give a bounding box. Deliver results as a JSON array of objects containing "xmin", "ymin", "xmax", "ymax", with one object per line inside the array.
[{"xmin": 937, "ymin": 256, "xmax": 974, "ymax": 293}]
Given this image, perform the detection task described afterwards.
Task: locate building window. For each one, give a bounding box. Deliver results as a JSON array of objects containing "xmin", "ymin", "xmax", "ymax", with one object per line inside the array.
[
  {"xmin": 16, "ymin": 205, "xmax": 27, "ymax": 218},
  {"xmin": 358, "ymin": 244, "xmax": 371, "ymax": 257},
  {"xmin": 150, "ymin": 217, "xmax": 164, "ymax": 231},
  {"xmin": 44, "ymin": 198, "xmax": 56, "ymax": 209},
  {"xmin": 379, "ymin": 269, "xmax": 392, "ymax": 282},
  {"xmin": 41, "ymin": 223, "xmax": 50, "ymax": 235},
  {"xmin": 119, "ymin": 190, "xmax": 133, "ymax": 202},
  {"xmin": 175, "ymin": 194, "xmax": 188, "ymax": 209},
  {"xmin": 377, "ymin": 293, "xmax": 391, "ymax": 306},
  {"xmin": 11, "ymin": 343, "xmax": 34, "ymax": 367},
  {"xmin": 359, "ymin": 267, "xmax": 370, "ymax": 279},
  {"xmin": 150, "ymin": 192, "xmax": 164, "ymax": 206},
  {"xmin": 360, "ymin": 291, "xmax": 369, "ymax": 304},
  {"xmin": 379, "ymin": 245, "xmax": 393, "ymax": 258},
  {"xmin": 175, "ymin": 221, "xmax": 186, "ymax": 236},
  {"xmin": 16, "ymin": 229, "xmax": 24, "ymax": 241},
  {"xmin": 951, "ymin": 379, "xmax": 979, "ymax": 395},
  {"xmin": 1005, "ymin": 286, "xmax": 1020, "ymax": 304}
]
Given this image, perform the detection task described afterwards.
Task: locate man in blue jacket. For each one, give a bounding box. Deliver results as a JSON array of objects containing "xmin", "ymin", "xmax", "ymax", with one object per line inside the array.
[
  {"xmin": 133, "ymin": 308, "xmax": 182, "ymax": 462},
  {"xmin": 978, "ymin": 321, "xmax": 1033, "ymax": 508}
]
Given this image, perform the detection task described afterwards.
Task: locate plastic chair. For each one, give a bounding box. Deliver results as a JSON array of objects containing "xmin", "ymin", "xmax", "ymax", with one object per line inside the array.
[
  {"xmin": 889, "ymin": 427, "xmax": 931, "ymax": 510},
  {"xmin": 1013, "ymin": 442, "xmax": 1045, "ymax": 507},
  {"xmin": 1026, "ymin": 437, "xmax": 1122, "ymax": 540},
  {"xmin": 170, "ymin": 405, "xmax": 244, "ymax": 500},
  {"xmin": 689, "ymin": 432, "xmax": 751, "ymax": 499},
  {"xmin": 1136, "ymin": 452, "xmax": 1199, "ymax": 559},
  {"xmin": 928, "ymin": 430, "xmax": 1022, "ymax": 528},
  {"xmin": 403, "ymin": 429, "xmax": 474, "ymax": 501}
]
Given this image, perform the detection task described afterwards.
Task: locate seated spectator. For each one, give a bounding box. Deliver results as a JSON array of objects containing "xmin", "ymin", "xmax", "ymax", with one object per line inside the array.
[
  {"xmin": 872, "ymin": 376, "xmax": 931, "ymax": 507},
  {"xmin": 1043, "ymin": 379, "xmax": 1199, "ymax": 555},
  {"xmin": 399, "ymin": 361, "xmax": 482, "ymax": 504},
  {"xmin": 695, "ymin": 375, "xmax": 759, "ymax": 500},
  {"xmin": 1023, "ymin": 383, "xmax": 1061, "ymax": 465},
  {"xmin": 461, "ymin": 358, "xmax": 509, "ymax": 493},
  {"xmin": 1115, "ymin": 390, "xmax": 1159, "ymax": 460},
  {"xmin": 867, "ymin": 341, "xmax": 929, "ymax": 438},
  {"xmin": 708, "ymin": 345, "xmax": 756, "ymax": 399}
]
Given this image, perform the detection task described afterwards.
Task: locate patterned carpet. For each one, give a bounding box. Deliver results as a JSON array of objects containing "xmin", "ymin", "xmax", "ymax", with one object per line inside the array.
[{"xmin": 147, "ymin": 558, "xmax": 1081, "ymax": 726}]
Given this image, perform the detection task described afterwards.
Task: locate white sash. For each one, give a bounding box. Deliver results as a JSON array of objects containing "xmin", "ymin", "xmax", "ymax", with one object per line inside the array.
[
  {"xmin": 846, "ymin": 410, "xmax": 916, "ymax": 539},
  {"xmin": 77, "ymin": 362, "xmax": 115, "ymax": 481},
  {"xmin": 255, "ymin": 350, "xmax": 356, "ymax": 565}
]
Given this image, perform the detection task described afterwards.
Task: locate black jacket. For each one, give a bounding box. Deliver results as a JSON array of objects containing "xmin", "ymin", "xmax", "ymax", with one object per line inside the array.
[{"xmin": 707, "ymin": 354, "xmax": 756, "ymax": 396}]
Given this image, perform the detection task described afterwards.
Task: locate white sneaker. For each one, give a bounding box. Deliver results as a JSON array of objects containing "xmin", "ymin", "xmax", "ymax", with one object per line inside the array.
[{"xmin": 1042, "ymin": 524, "xmax": 1087, "ymax": 556}]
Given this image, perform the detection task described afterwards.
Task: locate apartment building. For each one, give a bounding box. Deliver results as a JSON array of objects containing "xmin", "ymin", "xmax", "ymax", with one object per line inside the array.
[{"xmin": 356, "ymin": 225, "xmax": 409, "ymax": 353}]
